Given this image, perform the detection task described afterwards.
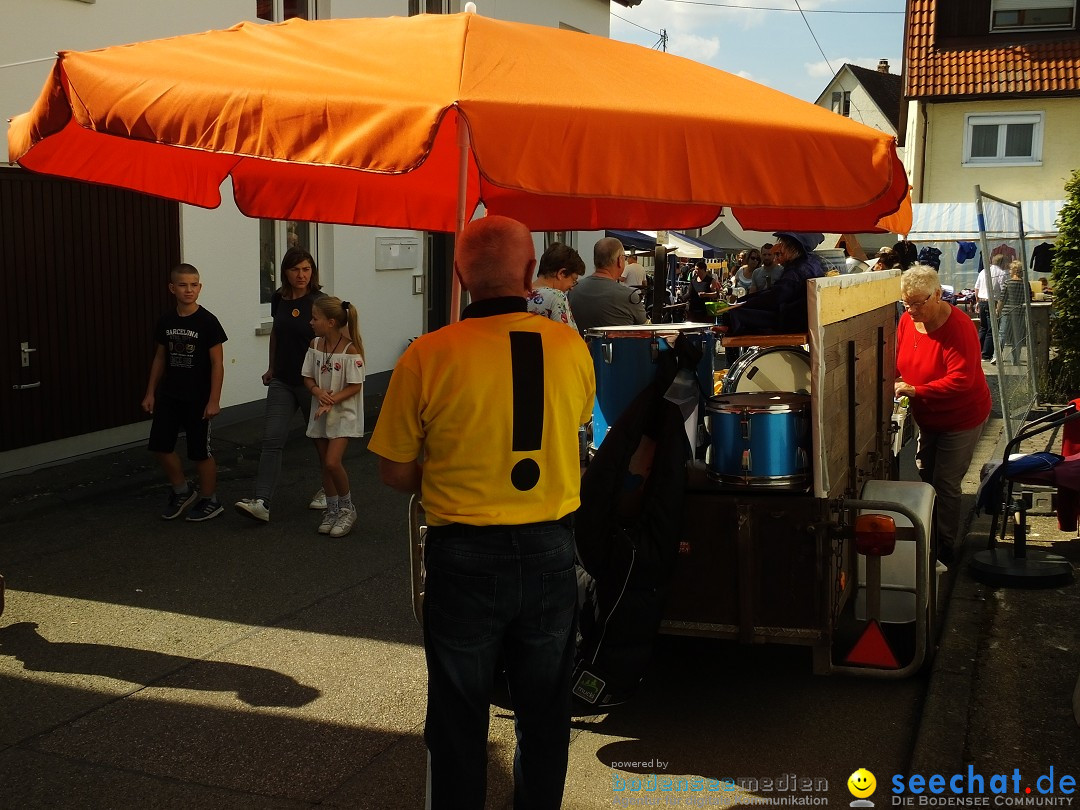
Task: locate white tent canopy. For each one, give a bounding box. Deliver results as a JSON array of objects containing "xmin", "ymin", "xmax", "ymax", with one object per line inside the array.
[
  {"xmin": 908, "ymin": 200, "xmax": 1065, "ymax": 241},
  {"xmin": 638, "ymin": 230, "xmax": 710, "ymax": 258}
]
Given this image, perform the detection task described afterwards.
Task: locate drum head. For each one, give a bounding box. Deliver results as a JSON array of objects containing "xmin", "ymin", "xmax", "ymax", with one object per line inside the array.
[
  {"xmin": 585, "ymin": 324, "xmax": 709, "ymax": 339},
  {"xmin": 722, "ymin": 347, "xmax": 810, "ymax": 394},
  {"xmin": 708, "ymin": 392, "xmax": 810, "ymax": 414}
]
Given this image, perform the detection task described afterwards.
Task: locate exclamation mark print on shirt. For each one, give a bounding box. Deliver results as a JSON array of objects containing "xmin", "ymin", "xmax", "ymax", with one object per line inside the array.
[{"xmin": 509, "ymin": 331, "xmax": 544, "ymax": 491}]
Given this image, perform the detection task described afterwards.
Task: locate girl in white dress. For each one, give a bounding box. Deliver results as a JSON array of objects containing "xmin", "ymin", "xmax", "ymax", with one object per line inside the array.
[{"xmin": 302, "ymin": 297, "xmax": 365, "ymax": 537}]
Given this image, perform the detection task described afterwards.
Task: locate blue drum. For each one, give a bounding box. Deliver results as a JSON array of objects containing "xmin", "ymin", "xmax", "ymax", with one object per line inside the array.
[
  {"xmin": 586, "ymin": 324, "xmax": 716, "ymax": 449},
  {"xmin": 706, "ymin": 392, "xmax": 811, "ymax": 488}
]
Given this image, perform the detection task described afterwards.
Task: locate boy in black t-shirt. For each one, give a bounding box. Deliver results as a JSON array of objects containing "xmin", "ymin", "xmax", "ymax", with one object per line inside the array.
[{"xmin": 141, "ymin": 264, "xmax": 228, "ymax": 521}]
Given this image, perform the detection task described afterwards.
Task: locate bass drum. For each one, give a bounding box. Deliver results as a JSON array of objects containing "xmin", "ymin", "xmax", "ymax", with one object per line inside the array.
[
  {"xmin": 722, "ymin": 346, "xmax": 811, "ymax": 395},
  {"xmin": 585, "ymin": 324, "xmax": 716, "ymax": 449}
]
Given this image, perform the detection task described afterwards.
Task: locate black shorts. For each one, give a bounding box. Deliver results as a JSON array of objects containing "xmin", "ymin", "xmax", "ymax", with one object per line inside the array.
[{"xmin": 148, "ymin": 396, "xmax": 213, "ymax": 461}]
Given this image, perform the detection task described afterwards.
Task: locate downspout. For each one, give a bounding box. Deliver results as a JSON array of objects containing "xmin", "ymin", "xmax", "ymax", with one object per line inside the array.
[{"xmin": 917, "ymin": 103, "xmax": 928, "ymax": 201}]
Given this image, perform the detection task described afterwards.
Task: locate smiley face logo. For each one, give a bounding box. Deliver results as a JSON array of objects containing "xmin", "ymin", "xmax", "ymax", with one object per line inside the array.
[{"xmin": 847, "ymin": 769, "xmax": 876, "ymax": 799}]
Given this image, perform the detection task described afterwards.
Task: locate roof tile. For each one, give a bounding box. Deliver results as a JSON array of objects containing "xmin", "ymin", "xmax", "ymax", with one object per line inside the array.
[{"xmin": 906, "ymin": 1, "xmax": 1080, "ymax": 98}]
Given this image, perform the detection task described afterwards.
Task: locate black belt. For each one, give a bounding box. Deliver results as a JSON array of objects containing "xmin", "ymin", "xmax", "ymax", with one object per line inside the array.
[{"xmin": 426, "ymin": 514, "xmax": 574, "ymax": 540}]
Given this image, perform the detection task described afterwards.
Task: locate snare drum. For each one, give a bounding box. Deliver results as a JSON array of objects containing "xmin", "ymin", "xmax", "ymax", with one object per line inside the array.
[
  {"xmin": 706, "ymin": 392, "xmax": 811, "ymax": 487},
  {"xmin": 586, "ymin": 324, "xmax": 716, "ymax": 449},
  {"xmin": 722, "ymin": 346, "xmax": 811, "ymax": 395}
]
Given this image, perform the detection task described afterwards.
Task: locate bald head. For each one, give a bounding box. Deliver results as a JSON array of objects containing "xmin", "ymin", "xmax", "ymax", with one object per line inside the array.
[{"xmin": 455, "ymin": 216, "xmax": 536, "ymax": 301}]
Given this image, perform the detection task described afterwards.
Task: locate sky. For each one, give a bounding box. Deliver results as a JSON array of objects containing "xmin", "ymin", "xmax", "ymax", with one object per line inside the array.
[{"xmin": 609, "ymin": 0, "xmax": 906, "ymax": 104}]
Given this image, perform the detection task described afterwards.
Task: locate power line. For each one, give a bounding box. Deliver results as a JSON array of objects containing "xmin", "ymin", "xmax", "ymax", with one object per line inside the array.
[
  {"xmin": 0, "ymin": 56, "xmax": 57, "ymax": 70},
  {"xmin": 611, "ymin": 11, "xmax": 663, "ymax": 36},
  {"xmin": 794, "ymin": 0, "xmax": 832, "ymax": 74},
  {"xmin": 659, "ymin": 0, "xmax": 903, "ymax": 13},
  {"xmin": 792, "ymin": 0, "xmax": 869, "ymax": 124},
  {"xmin": 611, "ymin": 0, "xmax": 885, "ymax": 124}
]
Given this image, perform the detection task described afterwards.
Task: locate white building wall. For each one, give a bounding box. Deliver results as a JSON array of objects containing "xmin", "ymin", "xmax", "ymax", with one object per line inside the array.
[
  {"xmin": 3, "ymin": 0, "xmax": 613, "ymax": 450},
  {"xmin": 815, "ymin": 69, "xmax": 905, "ymax": 173}
]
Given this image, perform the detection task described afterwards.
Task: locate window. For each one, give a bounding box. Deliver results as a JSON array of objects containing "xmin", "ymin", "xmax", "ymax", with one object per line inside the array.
[
  {"xmin": 991, "ymin": 0, "xmax": 1075, "ymax": 31},
  {"xmin": 257, "ymin": 0, "xmax": 312, "ymax": 21},
  {"xmin": 255, "ymin": 2, "xmax": 314, "ymax": 306},
  {"xmin": 831, "ymin": 90, "xmax": 851, "ymax": 117},
  {"xmin": 408, "ymin": 0, "xmax": 458, "ymax": 13},
  {"xmin": 260, "ymin": 220, "xmax": 316, "ymax": 304},
  {"xmin": 545, "ymin": 231, "xmax": 576, "ymax": 250},
  {"xmin": 963, "ymin": 113, "xmax": 1043, "ymax": 166}
]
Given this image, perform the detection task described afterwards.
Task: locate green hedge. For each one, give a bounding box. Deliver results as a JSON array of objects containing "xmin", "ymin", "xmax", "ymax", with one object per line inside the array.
[{"xmin": 1048, "ymin": 169, "xmax": 1080, "ymax": 400}]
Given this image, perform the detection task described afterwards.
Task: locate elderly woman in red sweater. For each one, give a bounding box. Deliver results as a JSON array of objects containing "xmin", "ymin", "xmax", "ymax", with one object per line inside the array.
[{"xmin": 895, "ymin": 265, "xmax": 992, "ymax": 566}]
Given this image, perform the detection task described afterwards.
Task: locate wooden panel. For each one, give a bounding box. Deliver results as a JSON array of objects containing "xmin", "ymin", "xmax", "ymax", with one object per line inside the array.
[
  {"xmin": 815, "ymin": 273, "xmax": 899, "ymax": 326},
  {"xmin": 816, "ymin": 305, "xmax": 896, "ymax": 499},
  {"xmin": 721, "ymin": 332, "xmax": 808, "ymax": 348},
  {"xmin": 665, "ymin": 488, "xmax": 824, "ymax": 635},
  {"xmin": 0, "ymin": 169, "xmax": 179, "ymax": 452}
]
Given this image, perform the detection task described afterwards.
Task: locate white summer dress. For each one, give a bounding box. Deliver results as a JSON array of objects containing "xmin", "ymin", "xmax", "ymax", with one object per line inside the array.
[{"xmin": 303, "ymin": 340, "xmax": 366, "ymax": 439}]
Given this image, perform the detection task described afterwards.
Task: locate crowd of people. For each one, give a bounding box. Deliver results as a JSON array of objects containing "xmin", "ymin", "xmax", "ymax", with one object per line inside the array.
[{"xmin": 140, "ymin": 218, "xmax": 1024, "ymax": 808}]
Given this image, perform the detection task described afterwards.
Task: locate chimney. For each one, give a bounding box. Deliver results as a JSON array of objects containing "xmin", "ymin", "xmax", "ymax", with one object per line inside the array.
[{"xmin": 878, "ymin": 59, "xmax": 890, "ymax": 73}]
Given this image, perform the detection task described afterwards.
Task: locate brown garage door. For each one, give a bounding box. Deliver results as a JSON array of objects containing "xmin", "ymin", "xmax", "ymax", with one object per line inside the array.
[{"xmin": 0, "ymin": 169, "xmax": 180, "ymax": 452}]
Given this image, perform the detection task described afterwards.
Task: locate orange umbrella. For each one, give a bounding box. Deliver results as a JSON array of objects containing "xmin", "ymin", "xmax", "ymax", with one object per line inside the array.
[{"xmin": 9, "ymin": 11, "xmax": 910, "ymax": 237}]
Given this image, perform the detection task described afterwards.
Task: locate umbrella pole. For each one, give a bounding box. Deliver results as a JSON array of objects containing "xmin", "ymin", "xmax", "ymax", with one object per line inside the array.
[{"xmin": 450, "ymin": 113, "xmax": 470, "ymax": 324}]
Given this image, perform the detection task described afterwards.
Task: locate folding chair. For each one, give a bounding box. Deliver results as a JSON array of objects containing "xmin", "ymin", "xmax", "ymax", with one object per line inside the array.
[{"xmin": 970, "ymin": 401, "xmax": 1080, "ymax": 587}]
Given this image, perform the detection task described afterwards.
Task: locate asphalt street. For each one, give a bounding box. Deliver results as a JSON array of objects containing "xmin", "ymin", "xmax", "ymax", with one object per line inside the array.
[{"xmin": 0, "ymin": 409, "xmax": 1077, "ymax": 808}]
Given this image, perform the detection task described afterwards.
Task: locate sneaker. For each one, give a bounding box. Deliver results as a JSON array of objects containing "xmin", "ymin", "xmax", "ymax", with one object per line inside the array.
[
  {"xmin": 309, "ymin": 488, "xmax": 327, "ymax": 510},
  {"xmin": 234, "ymin": 498, "xmax": 270, "ymax": 523},
  {"xmin": 185, "ymin": 498, "xmax": 224, "ymax": 522},
  {"xmin": 162, "ymin": 486, "xmax": 198, "ymax": 520},
  {"xmin": 990, "ymin": 357, "xmax": 997, "ymax": 365},
  {"xmin": 329, "ymin": 507, "xmax": 356, "ymax": 538},
  {"xmin": 317, "ymin": 508, "xmax": 339, "ymax": 535}
]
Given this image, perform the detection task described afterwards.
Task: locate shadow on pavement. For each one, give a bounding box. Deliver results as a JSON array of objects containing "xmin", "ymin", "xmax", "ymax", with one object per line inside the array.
[{"xmin": 0, "ymin": 621, "xmax": 319, "ymax": 708}]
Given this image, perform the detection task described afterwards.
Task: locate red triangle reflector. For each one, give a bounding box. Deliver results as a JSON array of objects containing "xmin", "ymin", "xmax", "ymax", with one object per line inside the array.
[{"xmin": 844, "ymin": 619, "xmax": 900, "ymax": 669}]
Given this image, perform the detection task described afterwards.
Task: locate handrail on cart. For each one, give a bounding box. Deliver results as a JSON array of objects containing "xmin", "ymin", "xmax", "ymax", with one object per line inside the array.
[{"xmin": 828, "ymin": 498, "xmax": 931, "ymax": 679}]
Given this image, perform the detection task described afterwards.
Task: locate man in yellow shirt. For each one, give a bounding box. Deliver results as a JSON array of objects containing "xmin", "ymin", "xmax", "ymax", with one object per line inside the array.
[{"xmin": 369, "ymin": 215, "xmax": 595, "ymax": 810}]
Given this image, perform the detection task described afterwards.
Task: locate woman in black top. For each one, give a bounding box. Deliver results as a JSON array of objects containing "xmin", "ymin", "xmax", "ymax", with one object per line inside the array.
[
  {"xmin": 687, "ymin": 259, "xmax": 720, "ymax": 321},
  {"xmin": 235, "ymin": 247, "xmax": 326, "ymax": 523}
]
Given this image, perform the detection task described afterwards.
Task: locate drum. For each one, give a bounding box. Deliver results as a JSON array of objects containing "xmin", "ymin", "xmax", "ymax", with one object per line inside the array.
[
  {"xmin": 706, "ymin": 392, "xmax": 811, "ymax": 487},
  {"xmin": 722, "ymin": 346, "xmax": 811, "ymax": 395},
  {"xmin": 586, "ymin": 324, "xmax": 716, "ymax": 449}
]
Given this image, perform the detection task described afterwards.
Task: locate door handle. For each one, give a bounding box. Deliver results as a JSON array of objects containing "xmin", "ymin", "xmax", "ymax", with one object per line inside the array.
[
  {"xmin": 16, "ymin": 341, "xmax": 41, "ymax": 389},
  {"xmin": 20, "ymin": 341, "xmax": 36, "ymax": 368}
]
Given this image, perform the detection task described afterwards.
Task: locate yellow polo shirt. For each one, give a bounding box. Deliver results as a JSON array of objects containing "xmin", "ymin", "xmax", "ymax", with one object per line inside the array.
[{"xmin": 369, "ymin": 299, "xmax": 595, "ymax": 527}]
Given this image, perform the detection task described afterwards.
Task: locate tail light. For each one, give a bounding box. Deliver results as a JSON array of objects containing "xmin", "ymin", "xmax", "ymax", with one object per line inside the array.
[{"xmin": 854, "ymin": 514, "xmax": 896, "ymax": 556}]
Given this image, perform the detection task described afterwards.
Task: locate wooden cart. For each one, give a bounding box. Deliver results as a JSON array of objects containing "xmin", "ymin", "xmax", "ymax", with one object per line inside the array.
[
  {"xmin": 662, "ymin": 270, "xmax": 939, "ymax": 676},
  {"xmin": 408, "ymin": 271, "xmax": 939, "ymax": 677}
]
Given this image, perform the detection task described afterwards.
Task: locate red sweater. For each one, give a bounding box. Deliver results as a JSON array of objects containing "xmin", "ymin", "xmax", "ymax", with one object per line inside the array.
[{"xmin": 896, "ymin": 306, "xmax": 992, "ymax": 433}]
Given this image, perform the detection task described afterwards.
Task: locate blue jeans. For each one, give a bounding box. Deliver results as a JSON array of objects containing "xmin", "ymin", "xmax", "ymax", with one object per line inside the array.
[
  {"xmin": 977, "ymin": 300, "xmax": 993, "ymax": 358},
  {"xmin": 254, "ymin": 379, "xmax": 311, "ymax": 503},
  {"xmin": 422, "ymin": 520, "xmax": 577, "ymax": 810}
]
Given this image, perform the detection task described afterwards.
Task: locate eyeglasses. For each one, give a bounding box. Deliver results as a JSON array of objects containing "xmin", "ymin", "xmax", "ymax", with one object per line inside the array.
[
  {"xmin": 900, "ymin": 293, "xmax": 934, "ymax": 309},
  {"xmin": 749, "ymin": 255, "xmax": 761, "ymax": 261}
]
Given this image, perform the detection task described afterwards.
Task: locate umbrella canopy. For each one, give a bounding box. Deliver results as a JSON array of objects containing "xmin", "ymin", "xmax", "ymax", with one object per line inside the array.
[{"xmin": 8, "ymin": 12, "xmax": 909, "ymax": 235}]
